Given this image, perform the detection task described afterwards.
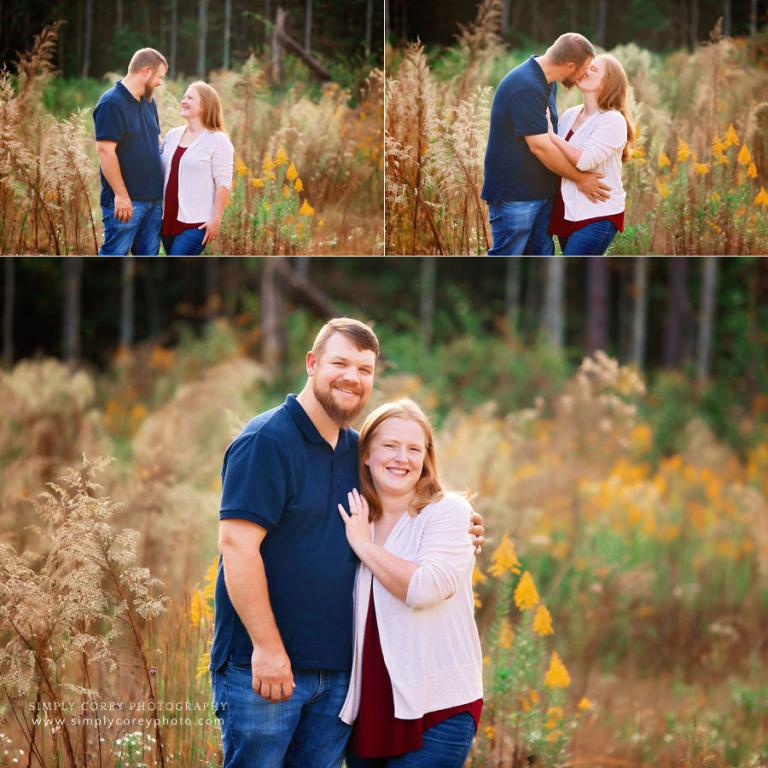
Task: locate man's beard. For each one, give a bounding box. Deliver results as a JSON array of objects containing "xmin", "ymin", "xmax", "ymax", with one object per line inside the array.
[
  {"xmin": 313, "ymin": 378, "xmax": 366, "ymax": 428},
  {"xmin": 144, "ymin": 84, "xmax": 155, "ymax": 100},
  {"xmin": 561, "ymin": 77, "xmax": 577, "ymax": 89}
]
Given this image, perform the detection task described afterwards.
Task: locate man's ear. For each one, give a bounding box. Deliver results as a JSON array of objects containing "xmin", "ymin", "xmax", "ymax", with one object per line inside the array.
[{"xmin": 306, "ymin": 350, "xmax": 317, "ymax": 376}]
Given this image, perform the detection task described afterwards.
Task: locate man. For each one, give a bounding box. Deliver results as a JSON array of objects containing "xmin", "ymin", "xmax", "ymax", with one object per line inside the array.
[
  {"xmin": 93, "ymin": 48, "xmax": 167, "ymax": 255},
  {"xmin": 211, "ymin": 318, "xmax": 484, "ymax": 768},
  {"xmin": 482, "ymin": 32, "xmax": 611, "ymax": 255}
]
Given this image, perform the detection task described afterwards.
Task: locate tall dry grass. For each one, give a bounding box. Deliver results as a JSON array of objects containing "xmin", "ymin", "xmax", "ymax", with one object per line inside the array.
[{"xmin": 0, "ymin": 25, "xmax": 383, "ymax": 255}]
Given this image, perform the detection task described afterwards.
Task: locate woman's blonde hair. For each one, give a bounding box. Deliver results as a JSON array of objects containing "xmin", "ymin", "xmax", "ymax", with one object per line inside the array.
[
  {"xmin": 189, "ymin": 81, "xmax": 224, "ymax": 131},
  {"xmin": 358, "ymin": 399, "xmax": 444, "ymax": 523},
  {"xmin": 596, "ymin": 54, "xmax": 634, "ymax": 162}
]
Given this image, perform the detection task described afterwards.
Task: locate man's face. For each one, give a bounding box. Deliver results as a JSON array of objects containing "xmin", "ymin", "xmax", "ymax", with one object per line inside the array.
[
  {"xmin": 308, "ymin": 332, "xmax": 376, "ymax": 428},
  {"xmin": 561, "ymin": 57, "xmax": 593, "ymax": 89},
  {"xmin": 142, "ymin": 64, "xmax": 167, "ymax": 99}
]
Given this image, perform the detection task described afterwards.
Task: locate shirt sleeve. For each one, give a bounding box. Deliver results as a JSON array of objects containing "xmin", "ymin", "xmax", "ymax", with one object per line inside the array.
[
  {"xmin": 576, "ymin": 112, "xmax": 627, "ymax": 171},
  {"xmin": 219, "ymin": 432, "xmax": 289, "ymax": 529},
  {"xmin": 508, "ymin": 85, "xmax": 549, "ymax": 137},
  {"xmin": 212, "ymin": 134, "xmax": 234, "ymax": 191},
  {"xmin": 405, "ymin": 496, "xmax": 475, "ymax": 610},
  {"xmin": 93, "ymin": 99, "xmax": 126, "ymax": 143}
]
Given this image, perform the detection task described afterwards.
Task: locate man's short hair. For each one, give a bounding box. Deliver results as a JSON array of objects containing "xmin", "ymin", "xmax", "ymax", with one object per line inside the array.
[
  {"xmin": 128, "ymin": 48, "xmax": 168, "ymax": 74},
  {"xmin": 547, "ymin": 33, "xmax": 595, "ymax": 67},
  {"xmin": 312, "ymin": 318, "xmax": 380, "ymax": 360}
]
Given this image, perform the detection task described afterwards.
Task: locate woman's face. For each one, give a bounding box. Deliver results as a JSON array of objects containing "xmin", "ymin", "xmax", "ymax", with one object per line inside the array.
[
  {"xmin": 365, "ymin": 417, "xmax": 426, "ymax": 501},
  {"xmin": 180, "ymin": 87, "xmax": 203, "ymax": 119},
  {"xmin": 577, "ymin": 56, "xmax": 606, "ymax": 95}
]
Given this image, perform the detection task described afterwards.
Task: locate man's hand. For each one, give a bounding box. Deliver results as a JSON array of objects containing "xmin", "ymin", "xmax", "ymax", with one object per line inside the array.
[
  {"xmin": 576, "ymin": 171, "xmax": 611, "ymax": 203},
  {"xmin": 469, "ymin": 510, "xmax": 485, "ymax": 554},
  {"xmin": 114, "ymin": 192, "xmax": 133, "ymax": 223},
  {"xmin": 251, "ymin": 645, "xmax": 295, "ymax": 703}
]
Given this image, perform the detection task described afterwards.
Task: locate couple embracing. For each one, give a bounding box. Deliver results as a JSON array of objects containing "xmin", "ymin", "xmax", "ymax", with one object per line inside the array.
[
  {"xmin": 483, "ymin": 33, "xmax": 634, "ymax": 256},
  {"xmin": 212, "ymin": 318, "xmax": 487, "ymax": 767},
  {"xmin": 93, "ymin": 48, "xmax": 234, "ymax": 256}
]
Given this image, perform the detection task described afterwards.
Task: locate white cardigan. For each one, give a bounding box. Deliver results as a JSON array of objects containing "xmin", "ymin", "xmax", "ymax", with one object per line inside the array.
[
  {"xmin": 160, "ymin": 126, "xmax": 234, "ymax": 223},
  {"xmin": 558, "ymin": 105, "xmax": 627, "ymax": 221},
  {"xmin": 339, "ymin": 493, "xmax": 483, "ymax": 724}
]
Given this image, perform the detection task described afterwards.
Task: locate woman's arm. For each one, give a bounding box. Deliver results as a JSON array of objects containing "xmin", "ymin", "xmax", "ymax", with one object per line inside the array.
[
  {"xmin": 200, "ymin": 135, "xmax": 234, "ymax": 247},
  {"xmin": 199, "ymin": 186, "xmax": 230, "ymax": 247},
  {"xmin": 547, "ymin": 107, "xmax": 583, "ymax": 167},
  {"xmin": 573, "ymin": 112, "xmax": 627, "ymax": 171}
]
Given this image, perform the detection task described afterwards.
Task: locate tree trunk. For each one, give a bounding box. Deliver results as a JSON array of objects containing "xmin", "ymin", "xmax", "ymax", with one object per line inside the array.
[
  {"xmin": 223, "ymin": 0, "xmax": 232, "ymax": 69},
  {"xmin": 261, "ymin": 258, "xmax": 286, "ymax": 372},
  {"xmin": 62, "ymin": 258, "xmax": 83, "ymax": 366},
  {"xmin": 295, "ymin": 256, "xmax": 310, "ymax": 280},
  {"xmin": 365, "ymin": 0, "xmax": 373, "ymax": 59},
  {"xmin": 419, "ymin": 257, "xmax": 437, "ymax": 348},
  {"xmin": 82, "ymin": 0, "xmax": 93, "ymax": 77},
  {"xmin": 663, "ymin": 257, "xmax": 689, "ymax": 368},
  {"xmin": 541, "ymin": 257, "xmax": 565, "ymax": 349},
  {"xmin": 3, "ymin": 257, "xmax": 14, "ymax": 370},
  {"xmin": 205, "ymin": 257, "xmax": 220, "ymax": 320},
  {"xmin": 587, "ymin": 258, "xmax": 609, "ymax": 353},
  {"xmin": 750, "ymin": 0, "xmax": 758, "ymax": 36},
  {"xmin": 595, "ymin": 0, "xmax": 608, "ymax": 47},
  {"xmin": 304, "ymin": 0, "xmax": 313, "ymax": 55},
  {"xmin": 630, "ymin": 257, "xmax": 648, "ymax": 370},
  {"xmin": 272, "ymin": 7, "xmax": 286, "ymax": 85},
  {"xmin": 120, "ymin": 257, "xmax": 135, "ymax": 351},
  {"xmin": 500, "ymin": 0, "xmax": 511, "ymax": 34},
  {"xmin": 696, "ymin": 257, "xmax": 719, "ymax": 382},
  {"xmin": 384, "ymin": 0, "xmax": 391, "ymax": 41},
  {"xmin": 504, "ymin": 257, "xmax": 521, "ymax": 335},
  {"xmin": 116, "ymin": 0, "xmax": 124, "ymax": 36},
  {"xmin": 723, "ymin": 0, "xmax": 732, "ymax": 36},
  {"xmin": 197, "ymin": 0, "xmax": 209, "ymax": 78},
  {"xmin": 689, "ymin": 0, "xmax": 699, "ymax": 50},
  {"xmin": 170, "ymin": 0, "xmax": 178, "ymax": 78}
]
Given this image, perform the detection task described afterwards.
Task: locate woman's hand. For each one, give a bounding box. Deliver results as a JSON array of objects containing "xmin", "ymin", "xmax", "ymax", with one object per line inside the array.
[
  {"xmin": 337, "ymin": 489, "xmax": 372, "ymax": 553},
  {"xmin": 199, "ymin": 217, "xmax": 222, "ymax": 246}
]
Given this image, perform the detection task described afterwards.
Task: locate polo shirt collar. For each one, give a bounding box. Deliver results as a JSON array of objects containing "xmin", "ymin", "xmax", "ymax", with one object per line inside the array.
[
  {"xmin": 528, "ymin": 56, "xmax": 551, "ymax": 88},
  {"xmin": 284, "ymin": 394, "xmax": 353, "ymax": 454},
  {"xmin": 116, "ymin": 80, "xmax": 147, "ymax": 104}
]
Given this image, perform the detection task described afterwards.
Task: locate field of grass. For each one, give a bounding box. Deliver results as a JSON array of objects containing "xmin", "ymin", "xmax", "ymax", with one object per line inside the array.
[
  {"xmin": 1, "ymin": 319, "xmax": 767, "ymax": 766},
  {"xmin": 385, "ymin": 2, "xmax": 768, "ymax": 255},
  {"xmin": 0, "ymin": 25, "xmax": 383, "ymax": 256}
]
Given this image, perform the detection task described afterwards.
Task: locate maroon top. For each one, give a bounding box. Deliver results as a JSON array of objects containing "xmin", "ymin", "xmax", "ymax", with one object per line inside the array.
[
  {"xmin": 549, "ymin": 128, "xmax": 625, "ymax": 238},
  {"xmin": 349, "ymin": 586, "xmax": 483, "ymax": 759},
  {"xmin": 162, "ymin": 145, "xmax": 205, "ymax": 236}
]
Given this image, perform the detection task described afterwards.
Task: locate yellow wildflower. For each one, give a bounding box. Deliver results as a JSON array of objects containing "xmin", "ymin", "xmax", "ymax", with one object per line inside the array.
[
  {"xmin": 190, "ymin": 590, "xmax": 205, "ymax": 627},
  {"xmin": 656, "ymin": 179, "xmax": 670, "ymax": 198},
  {"xmin": 532, "ymin": 603, "xmax": 554, "ymax": 635},
  {"xmin": 473, "ymin": 565, "xmax": 488, "ymax": 586},
  {"xmin": 694, "ymin": 162, "xmax": 710, "ymax": 175},
  {"xmin": 282, "ymin": 185, "xmax": 290, "ymax": 198},
  {"xmin": 578, "ymin": 697, "xmax": 592, "ymax": 710},
  {"xmin": 294, "ymin": 177, "xmax": 304, "ymax": 192},
  {"xmin": 488, "ymin": 532, "xmax": 522, "ymax": 577},
  {"xmin": 299, "ymin": 199, "xmax": 315, "ymax": 216},
  {"xmin": 286, "ymin": 162, "xmax": 298, "ymax": 181},
  {"xmin": 544, "ymin": 650, "xmax": 571, "ymax": 688},
  {"xmin": 318, "ymin": 218, "xmax": 325, "ymax": 227},
  {"xmin": 498, "ymin": 618, "xmax": 514, "ymax": 649},
  {"xmin": 484, "ymin": 726, "xmax": 496, "ymax": 741},
  {"xmin": 196, "ymin": 650, "xmax": 211, "ymax": 680},
  {"xmin": 755, "ymin": 187, "xmax": 768, "ymax": 206},
  {"xmin": 235, "ymin": 158, "xmax": 248, "ymax": 176},
  {"xmin": 748, "ymin": 162, "xmax": 758, "ymax": 179},
  {"xmin": 738, "ymin": 144, "xmax": 752, "ymax": 165},
  {"xmin": 262, "ymin": 154, "xmax": 275, "ymax": 173},
  {"xmin": 250, "ymin": 177, "xmax": 264, "ymax": 189},
  {"xmin": 724, "ymin": 123, "xmax": 739, "ymax": 148},
  {"xmin": 711, "ymin": 134, "xmax": 725, "ymax": 156},
  {"xmin": 514, "ymin": 571, "xmax": 540, "ymax": 611},
  {"xmin": 677, "ymin": 138, "xmax": 691, "ymax": 162},
  {"xmin": 710, "ymin": 192, "xmax": 720, "ymax": 203},
  {"xmin": 631, "ymin": 145, "xmax": 646, "ymax": 162},
  {"xmin": 274, "ymin": 146, "xmax": 289, "ymax": 165},
  {"xmin": 529, "ymin": 690, "xmax": 539, "ymax": 704},
  {"xmin": 658, "ymin": 150, "xmax": 670, "ymax": 168}
]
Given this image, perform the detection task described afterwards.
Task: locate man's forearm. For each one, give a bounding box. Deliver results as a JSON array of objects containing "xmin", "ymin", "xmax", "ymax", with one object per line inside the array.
[
  {"xmin": 222, "ymin": 547, "xmax": 285, "ymax": 651},
  {"xmin": 550, "ymin": 134, "xmax": 583, "ymax": 167},
  {"xmin": 98, "ymin": 151, "xmax": 130, "ymax": 198},
  {"xmin": 530, "ymin": 141, "xmax": 584, "ymax": 182}
]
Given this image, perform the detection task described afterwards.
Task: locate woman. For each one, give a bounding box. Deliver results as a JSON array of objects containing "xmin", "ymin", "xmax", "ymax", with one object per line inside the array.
[
  {"xmin": 160, "ymin": 81, "xmax": 233, "ymax": 255},
  {"xmin": 338, "ymin": 399, "xmax": 483, "ymax": 768},
  {"xmin": 547, "ymin": 54, "xmax": 633, "ymax": 255}
]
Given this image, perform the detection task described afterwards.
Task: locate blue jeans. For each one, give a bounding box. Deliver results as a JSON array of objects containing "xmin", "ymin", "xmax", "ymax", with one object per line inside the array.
[
  {"xmin": 487, "ymin": 199, "xmax": 555, "ymax": 255},
  {"xmin": 211, "ymin": 661, "xmax": 352, "ymax": 768},
  {"xmin": 162, "ymin": 227, "xmax": 206, "ymax": 256},
  {"xmin": 345, "ymin": 712, "xmax": 477, "ymax": 768},
  {"xmin": 99, "ymin": 200, "xmax": 162, "ymax": 255},
  {"xmin": 558, "ymin": 219, "xmax": 618, "ymax": 255}
]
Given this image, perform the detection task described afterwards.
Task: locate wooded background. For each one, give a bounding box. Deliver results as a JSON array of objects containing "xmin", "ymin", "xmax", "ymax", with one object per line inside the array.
[
  {"xmin": 386, "ymin": 0, "xmax": 767, "ymax": 50},
  {"xmin": 3, "ymin": 256, "xmax": 767, "ymax": 440},
  {"xmin": 1, "ymin": 0, "xmax": 382, "ymax": 80}
]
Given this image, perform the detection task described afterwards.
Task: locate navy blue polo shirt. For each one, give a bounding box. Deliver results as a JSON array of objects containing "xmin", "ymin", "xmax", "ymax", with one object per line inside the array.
[
  {"xmin": 481, "ymin": 56, "xmax": 559, "ymax": 204},
  {"xmin": 93, "ymin": 81, "xmax": 164, "ymax": 208},
  {"xmin": 210, "ymin": 395, "xmax": 360, "ymax": 671}
]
